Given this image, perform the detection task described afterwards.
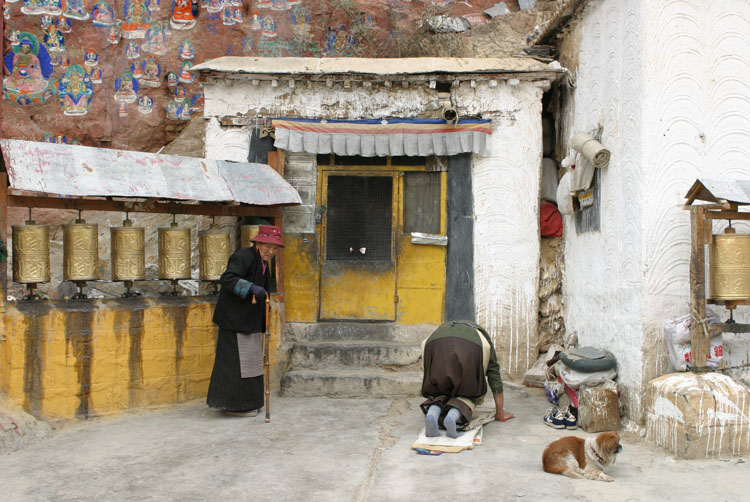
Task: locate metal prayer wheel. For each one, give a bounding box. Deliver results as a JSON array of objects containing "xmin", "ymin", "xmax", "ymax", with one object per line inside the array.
[
  {"xmin": 111, "ymin": 220, "xmax": 146, "ymax": 281},
  {"xmin": 63, "ymin": 221, "xmax": 99, "ymax": 281},
  {"xmin": 199, "ymin": 224, "xmax": 231, "ymax": 281},
  {"xmin": 709, "ymin": 229, "xmax": 750, "ymax": 300},
  {"xmin": 240, "ymin": 224, "xmax": 260, "ymax": 248},
  {"xmin": 11, "ymin": 222, "xmax": 50, "ymax": 284},
  {"xmin": 158, "ymin": 222, "xmax": 191, "ymax": 280}
]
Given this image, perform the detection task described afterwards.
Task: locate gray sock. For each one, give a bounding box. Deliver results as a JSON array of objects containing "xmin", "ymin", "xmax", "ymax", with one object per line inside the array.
[
  {"xmin": 425, "ymin": 404, "xmax": 441, "ymax": 437},
  {"xmin": 444, "ymin": 407, "xmax": 462, "ymax": 438}
]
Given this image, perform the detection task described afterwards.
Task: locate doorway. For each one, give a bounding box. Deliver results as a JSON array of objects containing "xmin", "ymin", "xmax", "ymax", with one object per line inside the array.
[{"xmin": 319, "ymin": 172, "xmax": 398, "ymax": 320}]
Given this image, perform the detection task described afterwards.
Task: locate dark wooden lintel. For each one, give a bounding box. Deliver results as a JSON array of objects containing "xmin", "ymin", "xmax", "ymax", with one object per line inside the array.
[
  {"xmin": 8, "ymin": 195, "xmax": 287, "ymax": 218},
  {"xmin": 705, "ymin": 210, "xmax": 750, "ymax": 221}
]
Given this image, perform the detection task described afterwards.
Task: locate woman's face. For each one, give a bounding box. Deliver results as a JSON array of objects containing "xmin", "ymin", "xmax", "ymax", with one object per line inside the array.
[{"xmin": 256, "ymin": 242, "xmax": 281, "ymax": 262}]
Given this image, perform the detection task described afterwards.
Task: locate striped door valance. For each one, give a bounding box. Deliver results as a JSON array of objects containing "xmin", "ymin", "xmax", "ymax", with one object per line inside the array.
[{"xmin": 272, "ymin": 118, "xmax": 492, "ymax": 157}]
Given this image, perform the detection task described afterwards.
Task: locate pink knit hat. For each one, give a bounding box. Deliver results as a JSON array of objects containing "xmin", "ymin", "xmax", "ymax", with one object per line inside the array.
[{"xmin": 251, "ymin": 225, "xmax": 284, "ymax": 247}]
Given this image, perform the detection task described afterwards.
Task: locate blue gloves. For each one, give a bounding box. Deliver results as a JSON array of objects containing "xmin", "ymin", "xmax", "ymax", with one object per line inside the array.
[{"xmin": 249, "ymin": 284, "xmax": 267, "ymax": 302}]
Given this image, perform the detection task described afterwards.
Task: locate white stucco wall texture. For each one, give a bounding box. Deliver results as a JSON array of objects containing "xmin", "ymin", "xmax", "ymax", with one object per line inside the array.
[
  {"xmin": 562, "ymin": 0, "xmax": 750, "ymax": 426},
  {"xmin": 463, "ymin": 83, "xmax": 545, "ymax": 380}
]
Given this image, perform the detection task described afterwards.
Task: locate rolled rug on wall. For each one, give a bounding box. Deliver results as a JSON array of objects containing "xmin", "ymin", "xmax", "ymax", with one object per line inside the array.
[
  {"xmin": 571, "ymin": 132, "xmax": 610, "ymax": 169},
  {"xmin": 569, "ymin": 132, "xmax": 610, "ymax": 192}
]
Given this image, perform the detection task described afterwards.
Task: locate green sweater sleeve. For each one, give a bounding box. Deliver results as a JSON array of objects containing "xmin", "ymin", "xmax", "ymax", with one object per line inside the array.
[{"xmin": 478, "ymin": 326, "xmax": 504, "ymax": 394}]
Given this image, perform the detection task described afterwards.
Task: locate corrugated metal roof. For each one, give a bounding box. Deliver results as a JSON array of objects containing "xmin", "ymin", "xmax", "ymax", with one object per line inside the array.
[
  {"xmin": 685, "ymin": 178, "xmax": 750, "ymax": 205},
  {"xmin": 190, "ymin": 56, "xmax": 564, "ymax": 77},
  {"xmin": 1, "ymin": 139, "xmax": 302, "ymax": 206}
]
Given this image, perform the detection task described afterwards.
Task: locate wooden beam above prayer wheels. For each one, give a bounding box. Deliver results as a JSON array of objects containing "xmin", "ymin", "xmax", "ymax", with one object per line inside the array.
[{"xmin": 7, "ymin": 195, "xmax": 287, "ymax": 218}]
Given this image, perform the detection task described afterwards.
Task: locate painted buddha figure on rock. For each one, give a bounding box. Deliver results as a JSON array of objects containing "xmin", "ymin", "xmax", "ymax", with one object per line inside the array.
[
  {"xmin": 63, "ymin": 0, "xmax": 89, "ymax": 20},
  {"xmin": 143, "ymin": 21, "xmax": 168, "ymax": 55},
  {"xmin": 122, "ymin": 0, "xmax": 151, "ymax": 39},
  {"xmin": 91, "ymin": 1, "xmax": 115, "ymax": 27},
  {"xmin": 140, "ymin": 56, "xmax": 161, "ymax": 87},
  {"xmin": 58, "ymin": 64, "xmax": 93, "ymax": 115},
  {"xmin": 170, "ymin": 0, "xmax": 197, "ymax": 30},
  {"xmin": 114, "ymin": 71, "xmax": 138, "ymax": 103},
  {"xmin": 3, "ymin": 33, "xmax": 55, "ymax": 105}
]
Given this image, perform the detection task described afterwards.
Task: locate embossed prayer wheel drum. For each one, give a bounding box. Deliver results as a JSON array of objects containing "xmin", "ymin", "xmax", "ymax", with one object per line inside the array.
[
  {"xmin": 240, "ymin": 224, "xmax": 260, "ymax": 248},
  {"xmin": 63, "ymin": 221, "xmax": 99, "ymax": 281},
  {"xmin": 111, "ymin": 220, "xmax": 146, "ymax": 281},
  {"xmin": 709, "ymin": 230, "xmax": 750, "ymax": 300},
  {"xmin": 11, "ymin": 223, "xmax": 51, "ymax": 284},
  {"xmin": 158, "ymin": 223, "xmax": 191, "ymax": 280},
  {"xmin": 199, "ymin": 225, "xmax": 231, "ymax": 281}
]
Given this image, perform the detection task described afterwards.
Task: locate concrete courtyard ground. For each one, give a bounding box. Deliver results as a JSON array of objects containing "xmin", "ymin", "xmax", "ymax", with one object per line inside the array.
[{"xmin": 2, "ymin": 384, "xmax": 748, "ymax": 502}]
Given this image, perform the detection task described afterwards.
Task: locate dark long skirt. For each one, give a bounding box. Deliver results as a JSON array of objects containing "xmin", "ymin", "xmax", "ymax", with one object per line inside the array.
[{"xmin": 207, "ymin": 328, "xmax": 264, "ymax": 411}]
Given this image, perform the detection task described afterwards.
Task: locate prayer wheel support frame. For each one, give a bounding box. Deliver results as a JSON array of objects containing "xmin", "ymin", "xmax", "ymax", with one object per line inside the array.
[
  {"xmin": 0, "ymin": 172, "xmax": 7, "ymax": 312},
  {"xmin": 687, "ymin": 202, "xmax": 750, "ymax": 370},
  {"xmin": 0, "ymin": 183, "xmax": 286, "ymax": 305}
]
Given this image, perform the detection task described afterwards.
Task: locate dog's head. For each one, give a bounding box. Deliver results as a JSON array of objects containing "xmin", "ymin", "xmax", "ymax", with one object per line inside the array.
[{"xmin": 595, "ymin": 432, "xmax": 622, "ymax": 464}]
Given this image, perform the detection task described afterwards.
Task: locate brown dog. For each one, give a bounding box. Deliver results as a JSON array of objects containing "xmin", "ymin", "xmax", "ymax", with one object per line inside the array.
[{"xmin": 542, "ymin": 432, "xmax": 622, "ymax": 482}]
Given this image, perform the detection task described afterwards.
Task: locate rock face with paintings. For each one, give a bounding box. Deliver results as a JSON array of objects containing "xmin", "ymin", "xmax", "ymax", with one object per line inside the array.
[{"xmin": 2, "ymin": 0, "xmax": 559, "ymax": 150}]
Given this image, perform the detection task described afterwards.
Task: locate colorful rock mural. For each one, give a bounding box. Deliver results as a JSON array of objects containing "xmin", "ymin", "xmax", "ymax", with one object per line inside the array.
[{"xmin": 3, "ymin": 0, "xmax": 506, "ymax": 149}]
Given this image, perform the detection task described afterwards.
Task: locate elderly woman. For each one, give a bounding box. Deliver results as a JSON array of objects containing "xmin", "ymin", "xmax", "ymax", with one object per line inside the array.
[
  {"xmin": 207, "ymin": 225, "xmax": 283, "ymax": 417},
  {"xmin": 421, "ymin": 320, "xmax": 514, "ymax": 437}
]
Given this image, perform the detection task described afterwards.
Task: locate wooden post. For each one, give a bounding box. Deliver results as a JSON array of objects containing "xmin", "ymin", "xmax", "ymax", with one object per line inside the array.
[
  {"xmin": 0, "ymin": 172, "xmax": 7, "ymax": 313},
  {"xmin": 690, "ymin": 205, "xmax": 709, "ymax": 369},
  {"xmin": 267, "ymin": 150, "xmax": 285, "ymax": 177}
]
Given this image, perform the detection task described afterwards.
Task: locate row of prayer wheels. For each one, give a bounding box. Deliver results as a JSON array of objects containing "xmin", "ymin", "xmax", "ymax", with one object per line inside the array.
[{"xmin": 11, "ymin": 215, "xmax": 261, "ymax": 286}]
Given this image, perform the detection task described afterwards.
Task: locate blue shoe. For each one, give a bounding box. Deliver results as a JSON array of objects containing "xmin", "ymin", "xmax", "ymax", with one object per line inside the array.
[
  {"xmin": 425, "ymin": 414, "xmax": 440, "ymax": 437},
  {"xmin": 563, "ymin": 406, "xmax": 577, "ymax": 429},
  {"xmin": 543, "ymin": 407, "xmax": 565, "ymax": 429}
]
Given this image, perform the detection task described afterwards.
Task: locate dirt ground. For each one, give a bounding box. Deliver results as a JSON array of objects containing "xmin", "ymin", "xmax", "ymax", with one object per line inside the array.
[{"xmin": 1, "ymin": 384, "xmax": 748, "ymax": 502}]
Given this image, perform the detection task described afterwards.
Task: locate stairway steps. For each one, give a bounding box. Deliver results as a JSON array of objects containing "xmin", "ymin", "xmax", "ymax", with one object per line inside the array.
[
  {"xmin": 290, "ymin": 341, "xmax": 422, "ymax": 370},
  {"xmin": 280, "ymin": 369, "xmax": 423, "ymax": 398}
]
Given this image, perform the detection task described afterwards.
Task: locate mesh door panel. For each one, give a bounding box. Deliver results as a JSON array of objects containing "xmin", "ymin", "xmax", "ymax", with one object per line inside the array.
[{"xmin": 326, "ymin": 176, "xmax": 392, "ymax": 261}]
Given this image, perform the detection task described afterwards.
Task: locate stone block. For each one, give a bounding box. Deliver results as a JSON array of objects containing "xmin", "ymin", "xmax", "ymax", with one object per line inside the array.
[
  {"xmin": 645, "ymin": 372, "xmax": 750, "ymax": 458},
  {"xmin": 578, "ymin": 386, "xmax": 620, "ymax": 432},
  {"xmin": 522, "ymin": 354, "xmax": 547, "ymax": 388}
]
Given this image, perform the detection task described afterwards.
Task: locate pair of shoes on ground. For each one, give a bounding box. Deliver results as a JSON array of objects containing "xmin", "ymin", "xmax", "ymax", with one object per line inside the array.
[
  {"xmin": 224, "ymin": 409, "xmax": 259, "ymax": 417},
  {"xmin": 543, "ymin": 406, "xmax": 576, "ymax": 429}
]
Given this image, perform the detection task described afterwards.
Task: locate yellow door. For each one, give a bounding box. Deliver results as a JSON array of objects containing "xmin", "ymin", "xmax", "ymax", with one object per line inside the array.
[{"xmin": 319, "ymin": 172, "xmax": 398, "ymax": 320}]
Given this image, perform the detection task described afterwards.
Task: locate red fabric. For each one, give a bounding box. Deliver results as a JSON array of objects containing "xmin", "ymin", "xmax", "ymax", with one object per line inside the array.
[
  {"xmin": 540, "ymin": 202, "xmax": 562, "ymax": 237},
  {"xmin": 559, "ymin": 377, "xmax": 579, "ymax": 408}
]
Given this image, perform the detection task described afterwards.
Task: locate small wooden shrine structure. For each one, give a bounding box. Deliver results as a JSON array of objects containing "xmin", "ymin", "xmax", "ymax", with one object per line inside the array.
[{"xmin": 684, "ymin": 178, "xmax": 750, "ymax": 370}]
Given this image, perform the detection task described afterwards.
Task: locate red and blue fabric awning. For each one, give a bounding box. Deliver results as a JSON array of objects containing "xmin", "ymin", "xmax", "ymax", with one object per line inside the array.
[{"xmin": 271, "ymin": 118, "xmax": 492, "ymax": 157}]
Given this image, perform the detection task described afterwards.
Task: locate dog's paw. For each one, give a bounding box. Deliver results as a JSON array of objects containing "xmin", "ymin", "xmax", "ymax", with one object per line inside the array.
[{"xmin": 598, "ymin": 472, "xmax": 614, "ymax": 482}]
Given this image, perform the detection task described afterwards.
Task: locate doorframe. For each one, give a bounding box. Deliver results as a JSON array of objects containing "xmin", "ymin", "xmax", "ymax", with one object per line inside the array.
[{"xmin": 317, "ymin": 167, "xmax": 400, "ymax": 321}]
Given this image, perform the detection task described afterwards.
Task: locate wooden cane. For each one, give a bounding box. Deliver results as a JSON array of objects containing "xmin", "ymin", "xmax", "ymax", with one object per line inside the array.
[{"xmin": 263, "ymin": 295, "xmax": 271, "ymax": 423}]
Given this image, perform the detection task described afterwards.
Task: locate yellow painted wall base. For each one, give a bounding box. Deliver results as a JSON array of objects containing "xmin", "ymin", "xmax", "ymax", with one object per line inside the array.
[{"xmin": 0, "ymin": 296, "xmax": 285, "ymax": 420}]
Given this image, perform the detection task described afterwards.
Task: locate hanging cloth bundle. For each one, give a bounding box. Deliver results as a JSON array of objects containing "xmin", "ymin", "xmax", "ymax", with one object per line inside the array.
[{"xmin": 569, "ymin": 132, "xmax": 611, "ymax": 192}]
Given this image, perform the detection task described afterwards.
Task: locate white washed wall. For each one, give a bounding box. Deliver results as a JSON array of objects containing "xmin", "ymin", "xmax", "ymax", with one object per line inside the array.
[
  {"xmin": 562, "ymin": 0, "xmax": 750, "ymax": 425},
  {"xmin": 202, "ymin": 77, "xmax": 546, "ymax": 378},
  {"xmin": 459, "ymin": 82, "xmax": 545, "ymax": 379}
]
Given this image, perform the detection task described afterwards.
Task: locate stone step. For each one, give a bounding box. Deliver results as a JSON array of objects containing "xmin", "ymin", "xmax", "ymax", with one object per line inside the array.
[
  {"xmin": 280, "ymin": 369, "xmax": 423, "ymax": 398},
  {"xmin": 290, "ymin": 341, "xmax": 422, "ymax": 370},
  {"xmin": 287, "ymin": 322, "xmax": 435, "ymax": 345}
]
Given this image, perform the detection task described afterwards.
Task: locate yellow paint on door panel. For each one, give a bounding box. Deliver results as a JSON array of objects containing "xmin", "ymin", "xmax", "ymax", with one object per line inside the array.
[{"xmin": 319, "ymin": 262, "xmax": 396, "ymax": 320}]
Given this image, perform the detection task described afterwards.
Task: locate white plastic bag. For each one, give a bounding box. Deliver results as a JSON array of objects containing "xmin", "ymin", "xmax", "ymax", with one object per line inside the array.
[{"xmin": 664, "ymin": 310, "xmax": 722, "ymax": 371}]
